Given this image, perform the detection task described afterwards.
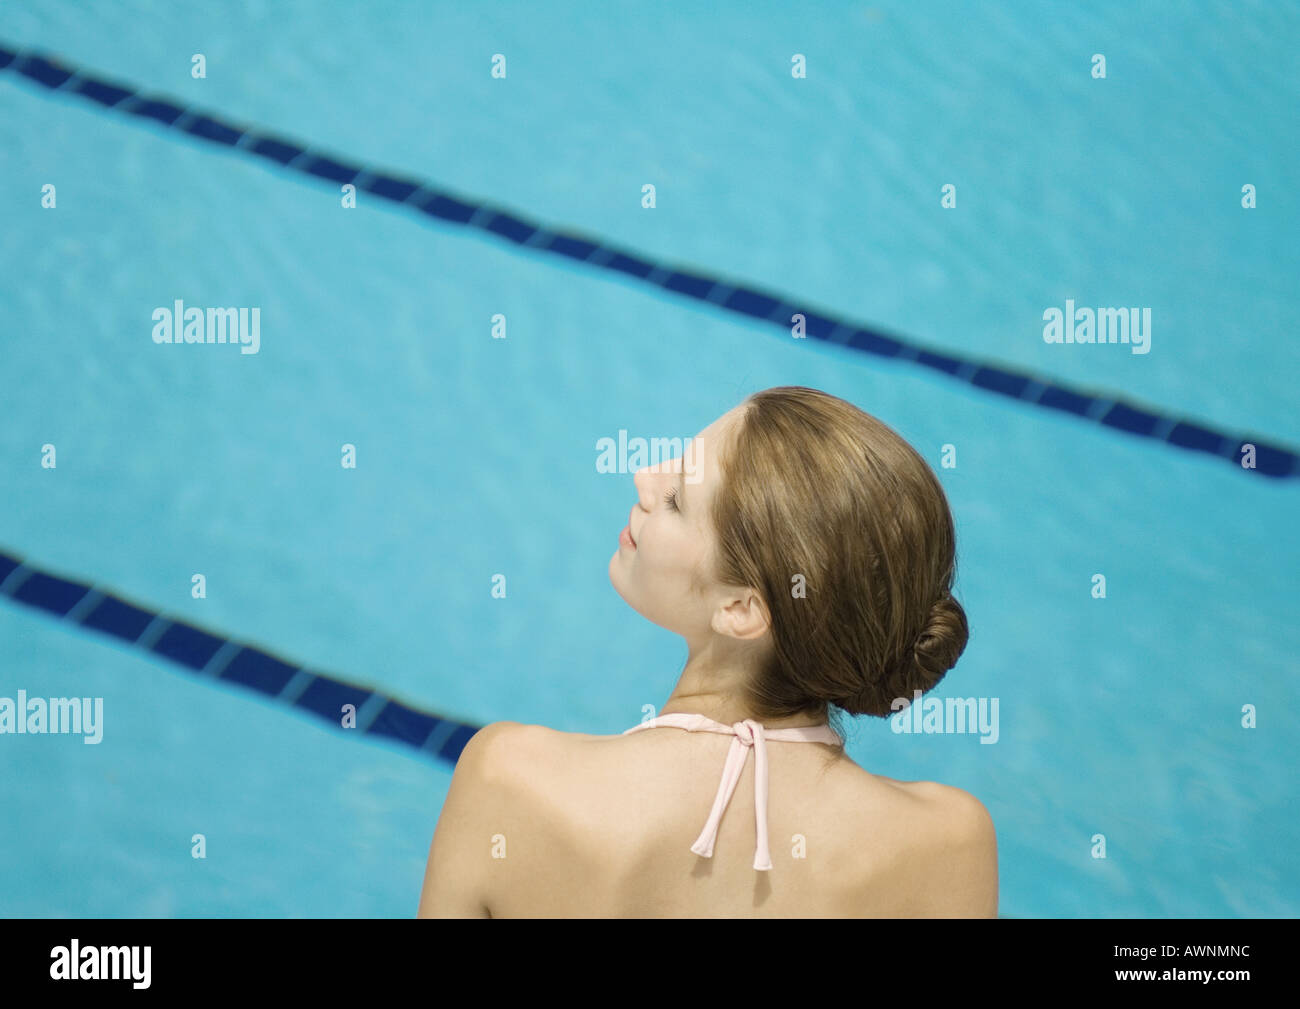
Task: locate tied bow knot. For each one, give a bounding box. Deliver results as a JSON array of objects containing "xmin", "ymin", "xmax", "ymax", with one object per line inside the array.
[{"xmin": 688, "ymin": 717, "xmax": 774, "ymax": 871}]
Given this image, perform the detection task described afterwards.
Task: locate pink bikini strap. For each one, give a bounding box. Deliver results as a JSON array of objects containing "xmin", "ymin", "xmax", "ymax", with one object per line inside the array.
[{"xmin": 623, "ymin": 712, "xmax": 843, "ymax": 872}]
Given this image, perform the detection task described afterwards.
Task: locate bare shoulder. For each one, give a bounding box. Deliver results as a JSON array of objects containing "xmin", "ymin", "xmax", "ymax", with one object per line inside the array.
[
  {"xmin": 910, "ymin": 781, "xmax": 996, "ymax": 839},
  {"xmin": 828, "ymin": 764, "xmax": 997, "ymax": 917},
  {"xmin": 891, "ymin": 779, "xmax": 999, "ymax": 917},
  {"xmin": 454, "ymin": 720, "xmax": 584, "ymax": 792},
  {"xmin": 456, "ymin": 722, "xmax": 644, "ymax": 848},
  {"xmin": 455, "ymin": 720, "xmax": 550, "ymax": 775},
  {"xmin": 419, "ymin": 721, "xmax": 572, "ymax": 918},
  {"xmin": 453, "ymin": 722, "xmax": 597, "ymax": 862}
]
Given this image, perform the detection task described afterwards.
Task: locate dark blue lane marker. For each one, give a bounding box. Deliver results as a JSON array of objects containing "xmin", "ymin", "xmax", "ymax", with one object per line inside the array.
[
  {"xmin": 0, "ymin": 549, "xmax": 481, "ymax": 766},
  {"xmin": 1, "ymin": 43, "xmax": 1296, "ymax": 481}
]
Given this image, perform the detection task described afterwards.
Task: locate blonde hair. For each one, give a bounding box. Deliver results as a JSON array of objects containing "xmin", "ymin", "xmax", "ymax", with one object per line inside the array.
[{"xmin": 710, "ymin": 387, "xmax": 968, "ymax": 730}]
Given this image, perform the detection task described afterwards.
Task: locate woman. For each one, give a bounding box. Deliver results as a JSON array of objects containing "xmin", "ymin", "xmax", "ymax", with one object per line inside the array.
[{"xmin": 418, "ymin": 386, "xmax": 997, "ymax": 917}]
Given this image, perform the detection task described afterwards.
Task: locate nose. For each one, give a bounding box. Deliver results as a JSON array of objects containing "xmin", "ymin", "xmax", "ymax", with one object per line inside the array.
[
  {"xmin": 632, "ymin": 465, "xmax": 655, "ymax": 511},
  {"xmin": 633, "ymin": 462, "xmax": 672, "ymax": 511}
]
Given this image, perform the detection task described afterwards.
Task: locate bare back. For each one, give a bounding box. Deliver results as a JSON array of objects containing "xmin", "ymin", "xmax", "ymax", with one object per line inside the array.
[{"xmin": 476, "ymin": 723, "xmax": 997, "ymax": 918}]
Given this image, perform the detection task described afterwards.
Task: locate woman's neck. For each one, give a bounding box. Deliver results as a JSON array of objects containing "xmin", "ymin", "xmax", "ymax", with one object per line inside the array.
[{"xmin": 657, "ymin": 649, "xmax": 827, "ymax": 729}]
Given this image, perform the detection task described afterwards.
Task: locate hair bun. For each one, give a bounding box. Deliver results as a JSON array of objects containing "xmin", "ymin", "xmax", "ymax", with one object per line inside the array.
[
  {"xmin": 834, "ymin": 594, "xmax": 969, "ymax": 717},
  {"xmin": 911, "ymin": 593, "xmax": 969, "ymax": 687}
]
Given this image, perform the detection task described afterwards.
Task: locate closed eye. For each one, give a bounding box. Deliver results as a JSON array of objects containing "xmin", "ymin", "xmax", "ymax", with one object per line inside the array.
[{"xmin": 664, "ymin": 488, "xmax": 680, "ymax": 512}]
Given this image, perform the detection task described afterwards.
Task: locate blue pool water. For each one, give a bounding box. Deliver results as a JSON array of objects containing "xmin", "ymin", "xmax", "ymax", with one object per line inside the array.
[{"xmin": 1, "ymin": 0, "xmax": 1297, "ymax": 917}]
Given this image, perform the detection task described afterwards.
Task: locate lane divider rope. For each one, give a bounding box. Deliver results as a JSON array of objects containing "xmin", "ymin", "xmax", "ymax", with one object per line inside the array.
[
  {"xmin": 0, "ymin": 549, "xmax": 481, "ymax": 766},
  {"xmin": 1, "ymin": 43, "xmax": 1295, "ymax": 480}
]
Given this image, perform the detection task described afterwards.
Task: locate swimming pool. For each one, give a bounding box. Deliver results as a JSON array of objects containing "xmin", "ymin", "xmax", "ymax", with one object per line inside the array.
[{"xmin": 1, "ymin": 0, "xmax": 1297, "ymax": 918}]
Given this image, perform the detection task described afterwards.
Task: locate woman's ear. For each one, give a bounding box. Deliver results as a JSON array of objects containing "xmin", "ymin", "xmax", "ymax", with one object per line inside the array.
[{"xmin": 711, "ymin": 587, "xmax": 771, "ymax": 641}]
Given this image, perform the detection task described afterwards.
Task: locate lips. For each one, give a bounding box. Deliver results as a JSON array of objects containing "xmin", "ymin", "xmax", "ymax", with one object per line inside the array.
[{"xmin": 627, "ymin": 507, "xmax": 638, "ymax": 547}]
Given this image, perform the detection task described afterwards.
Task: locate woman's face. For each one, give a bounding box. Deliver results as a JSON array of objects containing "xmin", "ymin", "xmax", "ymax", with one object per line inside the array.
[{"xmin": 609, "ymin": 405, "xmax": 751, "ymax": 639}]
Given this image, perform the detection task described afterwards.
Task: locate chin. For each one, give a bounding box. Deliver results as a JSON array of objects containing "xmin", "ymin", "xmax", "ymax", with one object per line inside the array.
[
  {"xmin": 609, "ymin": 551, "xmax": 630, "ymax": 595},
  {"xmin": 608, "ymin": 553, "xmax": 644, "ymax": 614}
]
